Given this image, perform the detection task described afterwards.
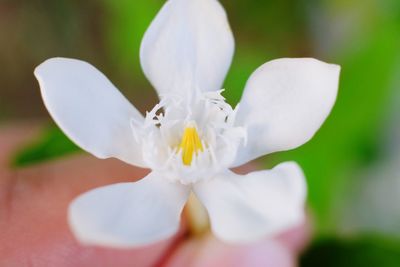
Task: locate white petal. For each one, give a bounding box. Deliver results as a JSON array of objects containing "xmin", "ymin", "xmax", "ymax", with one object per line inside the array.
[
  {"xmin": 35, "ymin": 58, "xmax": 146, "ymax": 167},
  {"xmin": 194, "ymin": 162, "xmax": 307, "ymax": 243},
  {"xmin": 140, "ymin": 0, "xmax": 234, "ymax": 100},
  {"xmin": 68, "ymin": 172, "xmax": 190, "ymax": 248},
  {"xmin": 234, "ymin": 58, "xmax": 340, "ymax": 166}
]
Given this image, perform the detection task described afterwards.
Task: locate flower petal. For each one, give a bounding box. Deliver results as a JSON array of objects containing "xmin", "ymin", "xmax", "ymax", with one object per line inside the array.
[
  {"xmin": 233, "ymin": 58, "xmax": 340, "ymax": 166},
  {"xmin": 68, "ymin": 172, "xmax": 190, "ymax": 248},
  {"xmin": 35, "ymin": 58, "xmax": 146, "ymax": 167},
  {"xmin": 193, "ymin": 162, "xmax": 307, "ymax": 243},
  {"xmin": 140, "ymin": 0, "xmax": 234, "ymax": 99}
]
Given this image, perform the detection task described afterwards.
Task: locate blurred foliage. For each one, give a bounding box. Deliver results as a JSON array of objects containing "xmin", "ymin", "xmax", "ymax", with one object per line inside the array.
[
  {"xmin": 0, "ymin": 0, "xmax": 107, "ymax": 118},
  {"xmin": 3, "ymin": 0, "xmax": 400, "ymax": 265},
  {"xmin": 301, "ymin": 236, "xmax": 400, "ymax": 267}
]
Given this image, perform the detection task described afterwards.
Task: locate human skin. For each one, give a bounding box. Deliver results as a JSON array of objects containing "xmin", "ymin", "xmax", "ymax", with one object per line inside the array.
[{"xmin": 0, "ymin": 122, "xmax": 310, "ymax": 267}]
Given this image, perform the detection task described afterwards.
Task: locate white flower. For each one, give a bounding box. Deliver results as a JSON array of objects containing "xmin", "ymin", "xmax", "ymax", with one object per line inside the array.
[{"xmin": 34, "ymin": 0, "xmax": 340, "ymax": 248}]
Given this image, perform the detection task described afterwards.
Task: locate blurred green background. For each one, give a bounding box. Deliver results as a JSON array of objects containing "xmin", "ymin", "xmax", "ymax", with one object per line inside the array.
[{"xmin": 1, "ymin": 0, "xmax": 400, "ymax": 266}]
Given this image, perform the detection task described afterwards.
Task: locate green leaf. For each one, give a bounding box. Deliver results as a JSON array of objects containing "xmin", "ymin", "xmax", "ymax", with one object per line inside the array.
[{"xmin": 13, "ymin": 125, "xmax": 80, "ymax": 167}]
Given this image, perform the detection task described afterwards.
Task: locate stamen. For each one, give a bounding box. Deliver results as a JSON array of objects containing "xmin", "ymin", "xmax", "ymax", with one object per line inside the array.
[{"xmin": 179, "ymin": 123, "xmax": 204, "ymax": 166}]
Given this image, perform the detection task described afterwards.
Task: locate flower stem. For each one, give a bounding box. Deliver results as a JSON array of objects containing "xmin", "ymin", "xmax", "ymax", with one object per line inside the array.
[{"xmin": 184, "ymin": 192, "xmax": 210, "ymax": 237}]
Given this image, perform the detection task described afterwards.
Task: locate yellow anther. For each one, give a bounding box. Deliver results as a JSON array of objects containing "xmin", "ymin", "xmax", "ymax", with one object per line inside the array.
[{"xmin": 179, "ymin": 125, "xmax": 204, "ymax": 166}]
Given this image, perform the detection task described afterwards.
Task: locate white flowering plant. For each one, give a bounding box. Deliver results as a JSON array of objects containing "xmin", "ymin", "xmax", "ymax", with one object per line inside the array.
[{"xmin": 34, "ymin": 0, "xmax": 340, "ymax": 248}]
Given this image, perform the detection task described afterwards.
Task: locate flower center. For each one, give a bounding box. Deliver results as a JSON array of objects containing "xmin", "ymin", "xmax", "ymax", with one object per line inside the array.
[
  {"xmin": 135, "ymin": 91, "xmax": 247, "ymax": 184},
  {"xmin": 178, "ymin": 123, "xmax": 204, "ymax": 166}
]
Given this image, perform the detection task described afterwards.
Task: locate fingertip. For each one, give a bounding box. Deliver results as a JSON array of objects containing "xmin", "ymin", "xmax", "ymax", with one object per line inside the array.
[
  {"xmin": 0, "ymin": 122, "xmax": 42, "ymax": 168},
  {"xmin": 165, "ymin": 234, "xmax": 296, "ymax": 267},
  {"xmin": 276, "ymin": 216, "xmax": 312, "ymax": 254}
]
